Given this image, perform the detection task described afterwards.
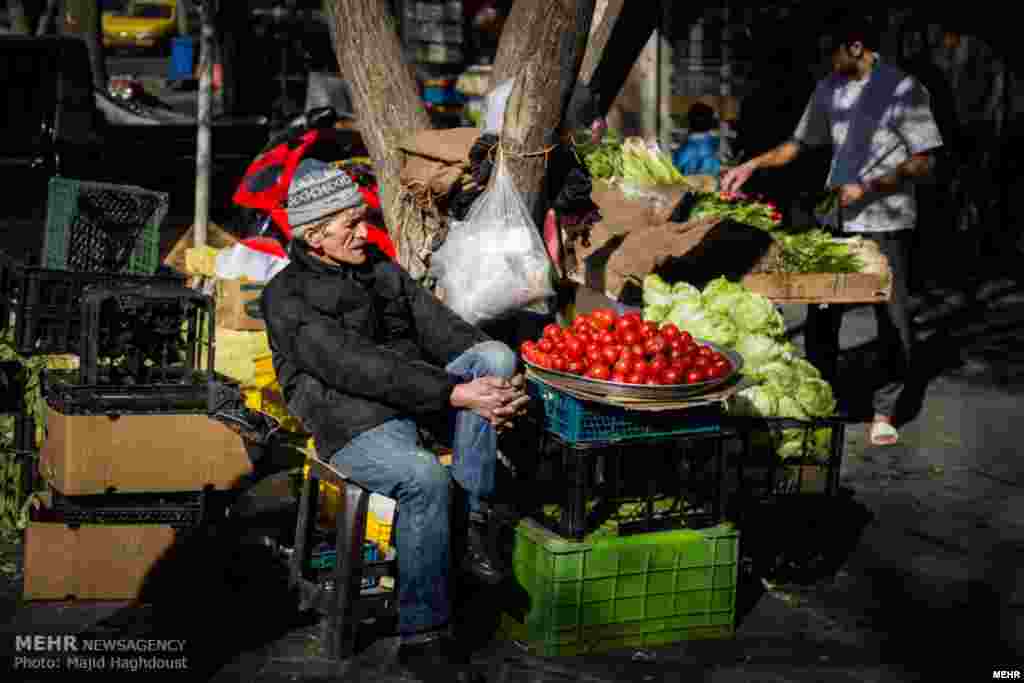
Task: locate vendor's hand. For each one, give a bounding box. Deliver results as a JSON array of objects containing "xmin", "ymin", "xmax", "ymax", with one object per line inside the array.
[
  {"xmin": 451, "ymin": 376, "xmax": 527, "ymax": 424},
  {"xmin": 492, "ymin": 393, "xmax": 530, "ymax": 431},
  {"xmin": 837, "ymin": 182, "xmax": 867, "ymax": 208},
  {"xmin": 720, "ymin": 161, "xmax": 755, "ymax": 195}
]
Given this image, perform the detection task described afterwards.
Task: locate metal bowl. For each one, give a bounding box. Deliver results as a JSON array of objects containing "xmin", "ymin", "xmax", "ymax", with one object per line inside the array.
[{"xmin": 522, "ymin": 338, "xmax": 744, "ymax": 401}]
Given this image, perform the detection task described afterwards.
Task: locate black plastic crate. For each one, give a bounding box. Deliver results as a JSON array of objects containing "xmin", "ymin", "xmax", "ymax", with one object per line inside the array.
[
  {"xmin": 0, "ymin": 360, "xmax": 27, "ymax": 414},
  {"xmin": 41, "ymin": 488, "xmax": 214, "ymax": 528},
  {"xmin": 0, "ymin": 251, "xmax": 184, "ymax": 356},
  {"xmin": 78, "ymin": 281, "xmax": 215, "ymax": 386},
  {"xmin": 42, "ymin": 369, "xmax": 216, "ymax": 415},
  {"xmin": 727, "ymin": 416, "xmax": 847, "ymax": 499}
]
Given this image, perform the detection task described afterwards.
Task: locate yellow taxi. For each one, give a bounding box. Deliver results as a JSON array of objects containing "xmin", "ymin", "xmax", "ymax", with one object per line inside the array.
[{"xmin": 102, "ymin": 0, "xmax": 178, "ymax": 51}]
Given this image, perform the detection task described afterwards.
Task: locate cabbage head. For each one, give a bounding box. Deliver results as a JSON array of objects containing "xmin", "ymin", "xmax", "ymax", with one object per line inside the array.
[
  {"xmin": 776, "ymin": 394, "xmax": 810, "ymax": 420},
  {"xmin": 666, "ymin": 299, "xmax": 708, "ymax": 332},
  {"xmin": 789, "ymin": 357, "xmax": 822, "ymax": 380},
  {"xmin": 687, "ymin": 311, "xmax": 739, "ymax": 348},
  {"xmin": 701, "ymin": 277, "xmax": 747, "ymax": 315},
  {"xmin": 642, "ymin": 274, "xmax": 675, "ymax": 308},
  {"xmin": 755, "ymin": 360, "xmax": 800, "ymax": 392},
  {"xmin": 795, "ymin": 377, "xmax": 837, "ymax": 417},
  {"xmin": 734, "ymin": 334, "xmax": 785, "ymax": 375},
  {"xmin": 732, "ymin": 293, "xmax": 786, "ymax": 337},
  {"xmin": 643, "ymin": 304, "xmax": 671, "ymax": 323},
  {"xmin": 670, "ymin": 281, "xmax": 702, "ymax": 306},
  {"xmin": 777, "ymin": 427, "xmax": 833, "ymax": 461},
  {"xmin": 729, "ymin": 384, "xmax": 781, "ymax": 418}
]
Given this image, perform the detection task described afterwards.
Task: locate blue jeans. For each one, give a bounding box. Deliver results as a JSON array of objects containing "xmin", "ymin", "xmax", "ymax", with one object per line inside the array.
[{"xmin": 329, "ymin": 340, "xmax": 517, "ymax": 634}]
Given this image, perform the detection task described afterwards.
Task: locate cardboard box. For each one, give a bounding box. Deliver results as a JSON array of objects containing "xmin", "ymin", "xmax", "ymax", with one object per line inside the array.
[
  {"xmin": 216, "ymin": 279, "xmax": 266, "ymax": 331},
  {"xmin": 40, "ymin": 408, "xmax": 254, "ymax": 495},
  {"xmin": 23, "ymin": 522, "xmax": 178, "ymax": 600},
  {"xmin": 162, "ymin": 222, "xmax": 238, "ymax": 276}
]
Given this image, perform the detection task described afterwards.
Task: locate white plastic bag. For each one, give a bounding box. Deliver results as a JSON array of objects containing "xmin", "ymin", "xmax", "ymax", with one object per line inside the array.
[
  {"xmin": 482, "ymin": 78, "xmax": 515, "ymax": 135},
  {"xmin": 430, "ymin": 158, "xmax": 555, "ymax": 325}
]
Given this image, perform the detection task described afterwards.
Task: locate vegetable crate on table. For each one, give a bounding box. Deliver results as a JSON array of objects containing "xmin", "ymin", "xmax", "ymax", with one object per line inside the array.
[
  {"xmin": 0, "ymin": 251, "xmax": 184, "ymax": 356},
  {"xmin": 500, "ymin": 518, "xmax": 738, "ymax": 656}
]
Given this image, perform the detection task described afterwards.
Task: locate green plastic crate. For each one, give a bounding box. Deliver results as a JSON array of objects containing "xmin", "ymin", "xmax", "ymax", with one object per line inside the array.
[
  {"xmin": 502, "ymin": 519, "xmax": 738, "ymax": 656},
  {"xmin": 43, "ymin": 177, "xmax": 168, "ymax": 275}
]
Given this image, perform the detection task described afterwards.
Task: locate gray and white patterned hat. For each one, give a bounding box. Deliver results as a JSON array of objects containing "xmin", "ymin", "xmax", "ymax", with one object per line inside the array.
[{"xmin": 287, "ymin": 158, "xmax": 365, "ymax": 239}]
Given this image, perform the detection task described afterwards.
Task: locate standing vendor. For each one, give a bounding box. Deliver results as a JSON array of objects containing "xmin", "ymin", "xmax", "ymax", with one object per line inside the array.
[
  {"xmin": 261, "ymin": 159, "xmax": 527, "ymax": 682},
  {"xmin": 721, "ymin": 13, "xmax": 943, "ymax": 446}
]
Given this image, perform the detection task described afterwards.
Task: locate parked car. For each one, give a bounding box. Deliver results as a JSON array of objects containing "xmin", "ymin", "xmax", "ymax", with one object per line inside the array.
[{"xmin": 102, "ymin": 0, "xmax": 177, "ymax": 52}]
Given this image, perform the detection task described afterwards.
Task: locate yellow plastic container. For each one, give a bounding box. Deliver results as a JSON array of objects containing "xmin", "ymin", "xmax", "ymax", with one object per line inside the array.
[
  {"xmin": 301, "ymin": 461, "xmax": 394, "ymax": 550},
  {"xmin": 244, "ymin": 385, "xmax": 305, "ymax": 434},
  {"xmin": 253, "ymin": 353, "xmax": 277, "ymax": 389}
]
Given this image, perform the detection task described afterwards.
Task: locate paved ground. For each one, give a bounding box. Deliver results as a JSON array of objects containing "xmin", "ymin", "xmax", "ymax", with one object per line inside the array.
[{"xmin": 2, "ymin": 260, "xmax": 1022, "ymax": 681}]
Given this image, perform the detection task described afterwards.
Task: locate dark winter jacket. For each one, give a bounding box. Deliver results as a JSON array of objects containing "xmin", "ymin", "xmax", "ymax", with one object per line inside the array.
[{"xmin": 260, "ymin": 240, "xmax": 490, "ymax": 459}]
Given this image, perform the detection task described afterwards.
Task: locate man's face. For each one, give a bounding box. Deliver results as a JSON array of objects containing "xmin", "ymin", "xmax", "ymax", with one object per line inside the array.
[
  {"xmin": 308, "ymin": 209, "xmax": 370, "ymax": 265},
  {"xmin": 831, "ymin": 42, "xmax": 863, "ymax": 77}
]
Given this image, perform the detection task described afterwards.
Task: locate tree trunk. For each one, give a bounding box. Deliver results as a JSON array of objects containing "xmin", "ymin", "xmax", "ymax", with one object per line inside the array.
[
  {"xmin": 61, "ymin": 0, "xmax": 107, "ymax": 91},
  {"xmin": 330, "ymin": 0, "xmax": 432, "ymax": 267},
  {"xmin": 193, "ymin": 0, "xmax": 216, "ymax": 248},
  {"xmin": 6, "ymin": 0, "xmax": 31, "ymax": 34},
  {"xmin": 491, "ymin": 0, "xmax": 595, "ymax": 224}
]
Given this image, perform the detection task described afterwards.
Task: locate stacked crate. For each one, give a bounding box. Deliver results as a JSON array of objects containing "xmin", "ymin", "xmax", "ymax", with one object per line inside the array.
[
  {"xmin": 500, "ymin": 378, "xmax": 740, "ymax": 655},
  {"xmin": 0, "ymin": 179, "xmax": 260, "ymax": 600}
]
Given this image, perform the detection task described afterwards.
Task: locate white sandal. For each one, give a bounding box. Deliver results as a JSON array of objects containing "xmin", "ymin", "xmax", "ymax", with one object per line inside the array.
[{"xmin": 870, "ymin": 420, "xmax": 899, "ymax": 446}]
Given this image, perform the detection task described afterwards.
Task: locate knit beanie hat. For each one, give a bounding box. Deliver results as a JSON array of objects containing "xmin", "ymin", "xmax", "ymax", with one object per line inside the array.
[{"xmin": 287, "ymin": 158, "xmax": 365, "ymax": 239}]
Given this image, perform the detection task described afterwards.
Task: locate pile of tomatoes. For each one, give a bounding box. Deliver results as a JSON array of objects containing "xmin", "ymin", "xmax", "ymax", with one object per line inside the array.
[{"xmin": 520, "ymin": 309, "xmax": 733, "ymax": 385}]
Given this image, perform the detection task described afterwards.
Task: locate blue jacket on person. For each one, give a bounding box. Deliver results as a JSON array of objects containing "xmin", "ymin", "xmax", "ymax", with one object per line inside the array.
[{"xmin": 673, "ymin": 132, "xmax": 721, "ymax": 176}]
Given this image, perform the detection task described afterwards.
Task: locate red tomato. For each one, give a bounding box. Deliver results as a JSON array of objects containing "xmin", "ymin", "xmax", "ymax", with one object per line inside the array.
[
  {"xmin": 620, "ymin": 330, "xmax": 640, "ymax": 347},
  {"xmin": 649, "ymin": 355, "xmax": 669, "ymax": 374},
  {"xmin": 566, "ymin": 360, "xmax": 585, "ymax": 375},
  {"xmin": 630, "ymin": 343, "xmax": 646, "ymax": 359},
  {"xmin": 660, "ymin": 323, "xmax": 681, "ymax": 341},
  {"xmin": 626, "ymin": 372, "xmax": 645, "ymax": 385},
  {"xmin": 711, "ymin": 352, "xmax": 727, "ymax": 365},
  {"xmin": 550, "ymin": 356, "xmax": 568, "ymax": 372},
  {"xmin": 613, "ymin": 358, "xmax": 633, "ymax": 375},
  {"xmin": 591, "ymin": 309, "xmax": 616, "ymax": 330},
  {"xmin": 645, "ymin": 376, "xmax": 661, "ymax": 385},
  {"xmin": 694, "ymin": 355, "xmax": 710, "ymax": 369},
  {"xmin": 673, "ymin": 354, "xmax": 693, "ymax": 371},
  {"xmin": 520, "ymin": 340, "xmax": 537, "ymax": 356},
  {"xmin": 543, "ymin": 323, "xmax": 562, "ymax": 340},
  {"xmin": 538, "ymin": 338, "xmax": 554, "ymax": 354},
  {"xmin": 638, "ymin": 321, "xmax": 658, "ymax": 339},
  {"xmin": 586, "ymin": 347, "xmax": 604, "ymax": 365},
  {"xmin": 683, "ymin": 340, "xmax": 698, "ymax": 354},
  {"xmin": 686, "ymin": 369, "xmax": 704, "ymax": 384},
  {"xmin": 586, "ymin": 364, "xmax": 611, "ymax": 381},
  {"xmin": 621, "ymin": 311, "xmax": 643, "ymax": 326},
  {"xmin": 678, "ymin": 330, "xmax": 693, "ymax": 346},
  {"xmin": 534, "ymin": 352, "xmax": 552, "ymax": 369},
  {"xmin": 563, "ymin": 337, "xmax": 584, "ymax": 360},
  {"xmin": 668, "ymin": 338, "xmax": 684, "ymax": 353},
  {"xmin": 598, "ymin": 330, "xmax": 617, "ymax": 347},
  {"xmin": 706, "ymin": 363, "xmax": 728, "ymax": 379},
  {"xmin": 644, "ymin": 335, "xmax": 668, "ymax": 356},
  {"xmin": 611, "ymin": 372, "xmax": 629, "ymax": 384},
  {"xmin": 600, "ymin": 346, "xmax": 620, "ymax": 365},
  {"xmin": 632, "ymin": 360, "xmax": 650, "ymax": 378},
  {"xmin": 698, "ymin": 345, "xmax": 714, "ymax": 358},
  {"xmin": 661, "ymin": 368, "xmax": 682, "ymax": 385},
  {"xmin": 572, "ymin": 315, "xmax": 592, "ymax": 332}
]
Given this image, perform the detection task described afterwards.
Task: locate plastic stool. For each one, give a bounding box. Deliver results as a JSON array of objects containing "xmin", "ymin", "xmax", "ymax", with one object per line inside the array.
[{"xmin": 289, "ymin": 456, "xmax": 398, "ymax": 660}]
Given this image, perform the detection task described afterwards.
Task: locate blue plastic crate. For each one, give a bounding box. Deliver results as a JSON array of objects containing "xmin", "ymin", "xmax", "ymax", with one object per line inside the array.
[
  {"xmin": 527, "ymin": 379, "xmax": 722, "ymax": 445},
  {"xmin": 310, "ymin": 541, "xmax": 382, "ymax": 589}
]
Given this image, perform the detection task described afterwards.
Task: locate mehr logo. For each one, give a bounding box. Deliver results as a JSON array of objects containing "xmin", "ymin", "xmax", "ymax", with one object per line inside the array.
[
  {"xmin": 994, "ymin": 672, "xmax": 1022, "ymax": 679},
  {"xmin": 15, "ymin": 635, "xmax": 78, "ymax": 652}
]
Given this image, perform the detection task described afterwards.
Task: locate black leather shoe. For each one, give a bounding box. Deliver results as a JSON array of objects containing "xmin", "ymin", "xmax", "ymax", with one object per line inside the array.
[
  {"xmin": 460, "ymin": 523, "xmax": 505, "ymax": 585},
  {"xmin": 397, "ymin": 636, "xmax": 485, "ymax": 683}
]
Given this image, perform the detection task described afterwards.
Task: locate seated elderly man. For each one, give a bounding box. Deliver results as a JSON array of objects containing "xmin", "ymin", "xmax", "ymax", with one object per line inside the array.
[{"xmin": 261, "ymin": 159, "xmax": 527, "ymax": 682}]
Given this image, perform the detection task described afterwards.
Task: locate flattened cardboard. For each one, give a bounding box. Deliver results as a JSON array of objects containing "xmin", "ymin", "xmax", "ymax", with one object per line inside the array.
[
  {"xmin": 23, "ymin": 522, "xmax": 177, "ymax": 600},
  {"xmin": 163, "ymin": 222, "xmax": 238, "ymax": 276},
  {"xmin": 40, "ymin": 408, "xmax": 253, "ymax": 495},
  {"xmin": 216, "ymin": 279, "xmax": 266, "ymax": 331}
]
